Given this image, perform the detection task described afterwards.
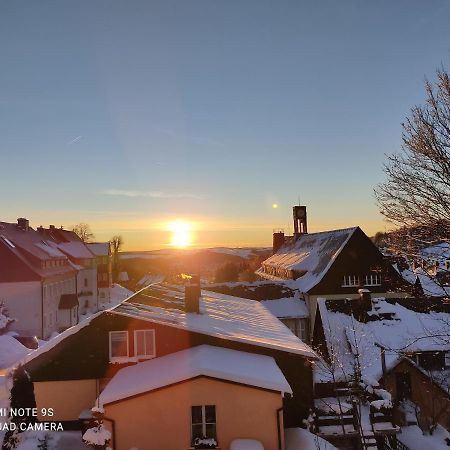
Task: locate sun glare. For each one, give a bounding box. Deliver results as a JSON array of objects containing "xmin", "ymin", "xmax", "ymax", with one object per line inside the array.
[{"xmin": 168, "ymin": 221, "xmax": 193, "ymax": 248}]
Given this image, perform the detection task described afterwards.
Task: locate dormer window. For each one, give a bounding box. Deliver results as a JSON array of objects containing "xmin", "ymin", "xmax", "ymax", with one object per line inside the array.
[{"xmin": 342, "ymin": 275, "xmax": 360, "ymax": 287}]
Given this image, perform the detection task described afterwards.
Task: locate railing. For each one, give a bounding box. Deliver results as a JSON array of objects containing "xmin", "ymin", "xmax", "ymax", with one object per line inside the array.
[{"xmin": 381, "ymin": 435, "xmax": 412, "ymax": 450}]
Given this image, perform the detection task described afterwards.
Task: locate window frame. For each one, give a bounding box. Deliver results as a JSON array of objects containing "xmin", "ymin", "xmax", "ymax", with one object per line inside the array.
[
  {"xmin": 108, "ymin": 330, "xmax": 129, "ymax": 361},
  {"xmin": 191, "ymin": 405, "xmax": 217, "ymax": 445},
  {"xmin": 364, "ymin": 273, "xmax": 382, "ymax": 286},
  {"xmin": 445, "ymin": 352, "xmax": 450, "ymax": 367},
  {"xmin": 342, "ymin": 275, "xmax": 360, "ymax": 287},
  {"xmin": 134, "ymin": 329, "xmax": 156, "ymax": 359}
]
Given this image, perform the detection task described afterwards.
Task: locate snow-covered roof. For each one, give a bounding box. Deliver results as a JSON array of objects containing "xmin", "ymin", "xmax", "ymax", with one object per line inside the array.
[
  {"xmin": 113, "ymin": 286, "xmax": 316, "ymax": 358},
  {"xmin": 260, "ymin": 297, "xmax": 309, "ymax": 319},
  {"xmin": 315, "ymin": 297, "xmax": 450, "ymax": 384},
  {"xmin": 98, "ymin": 345, "xmax": 292, "ymax": 406},
  {"xmin": 257, "ymin": 227, "xmax": 357, "ymax": 292},
  {"xmin": 86, "ymin": 242, "xmax": 109, "ymax": 256},
  {"xmin": 418, "ymin": 242, "xmax": 450, "ymax": 261},
  {"xmin": 0, "ymin": 335, "xmax": 31, "ymax": 369},
  {"xmin": 401, "ymin": 267, "xmax": 450, "ymax": 297},
  {"xmin": 57, "ymin": 241, "xmax": 94, "ymax": 259}
]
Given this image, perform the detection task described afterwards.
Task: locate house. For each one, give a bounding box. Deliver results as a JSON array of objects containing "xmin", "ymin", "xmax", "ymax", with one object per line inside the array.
[
  {"xmin": 312, "ymin": 292, "xmax": 450, "ymax": 440},
  {"xmin": 257, "ymin": 205, "xmax": 408, "ymax": 328},
  {"xmin": 87, "ymin": 242, "xmax": 112, "ymax": 304},
  {"xmin": 261, "ymin": 294, "xmax": 309, "ymax": 342},
  {"xmin": 24, "ymin": 282, "xmax": 317, "ymax": 433},
  {"xmin": 36, "ymin": 226, "xmax": 98, "ymax": 314},
  {"xmin": 97, "ymin": 345, "xmax": 292, "ymax": 450},
  {"xmin": 0, "ymin": 218, "xmax": 78, "ymax": 338}
]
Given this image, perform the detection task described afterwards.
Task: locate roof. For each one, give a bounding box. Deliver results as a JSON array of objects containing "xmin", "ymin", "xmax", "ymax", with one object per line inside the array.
[
  {"xmin": 315, "ymin": 296, "xmax": 450, "ymax": 384},
  {"xmin": 418, "ymin": 242, "xmax": 450, "ymax": 261},
  {"xmin": 98, "ymin": 345, "xmax": 292, "ymax": 406},
  {"xmin": 257, "ymin": 227, "xmax": 357, "ymax": 292},
  {"xmin": 57, "ymin": 242, "xmax": 94, "ymax": 260},
  {"xmin": 59, "ymin": 294, "xmax": 79, "ymax": 309},
  {"xmin": 114, "ymin": 284, "xmax": 316, "ymax": 358},
  {"xmin": 401, "ymin": 267, "xmax": 450, "ymax": 297},
  {"xmin": 87, "ymin": 242, "xmax": 110, "ymax": 256},
  {"xmin": 260, "ymin": 297, "xmax": 309, "ymax": 319},
  {"xmin": 0, "ymin": 221, "xmax": 76, "ymax": 281}
]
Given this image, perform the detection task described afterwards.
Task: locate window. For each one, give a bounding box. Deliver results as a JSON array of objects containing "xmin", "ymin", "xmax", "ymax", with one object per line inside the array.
[
  {"xmin": 445, "ymin": 352, "xmax": 450, "ymax": 367},
  {"xmin": 282, "ymin": 319, "xmax": 308, "ymax": 341},
  {"xmin": 191, "ymin": 405, "xmax": 216, "ymax": 444},
  {"xmin": 364, "ymin": 273, "xmax": 382, "ymax": 286},
  {"xmin": 445, "ymin": 260, "xmax": 450, "ymax": 271},
  {"xmin": 342, "ymin": 275, "xmax": 360, "ymax": 287},
  {"xmin": 134, "ymin": 330, "xmax": 155, "ymax": 359},
  {"xmin": 109, "ymin": 331, "xmax": 129, "ymax": 360}
]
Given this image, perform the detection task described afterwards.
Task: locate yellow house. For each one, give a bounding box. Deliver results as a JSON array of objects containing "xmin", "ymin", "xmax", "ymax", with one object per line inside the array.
[{"xmin": 97, "ymin": 345, "xmax": 292, "ymax": 450}]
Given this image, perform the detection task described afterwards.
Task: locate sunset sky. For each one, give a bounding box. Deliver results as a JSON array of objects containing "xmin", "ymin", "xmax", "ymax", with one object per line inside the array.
[{"xmin": 1, "ymin": 1, "xmax": 450, "ymax": 250}]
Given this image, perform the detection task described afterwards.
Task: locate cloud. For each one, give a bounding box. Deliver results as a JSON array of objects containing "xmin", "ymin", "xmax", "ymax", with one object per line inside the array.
[
  {"xmin": 66, "ymin": 135, "xmax": 83, "ymax": 145},
  {"xmin": 100, "ymin": 189, "xmax": 204, "ymax": 200}
]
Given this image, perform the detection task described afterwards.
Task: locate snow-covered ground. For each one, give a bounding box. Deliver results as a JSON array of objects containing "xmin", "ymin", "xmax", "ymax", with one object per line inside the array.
[
  {"xmin": 15, "ymin": 430, "xmax": 85, "ymax": 450},
  {"xmin": 285, "ymin": 427, "xmax": 339, "ymax": 450},
  {"xmin": 399, "ymin": 424, "xmax": 450, "ymax": 450}
]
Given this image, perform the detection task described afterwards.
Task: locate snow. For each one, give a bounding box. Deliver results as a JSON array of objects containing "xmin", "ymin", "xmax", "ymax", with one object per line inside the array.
[
  {"xmin": 419, "ymin": 242, "xmax": 450, "ymax": 264},
  {"xmin": 83, "ymin": 424, "xmax": 111, "ymax": 446},
  {"xmin": 0, "ymin": 335, "xmax": 30, "ymax": 369},
  {"xmin": 210, "ymin": 247, "xmax": 261, "ymax": 258},
  {"xmin": 86, "ymin": 242, "xmax": 109, "ymax": 256},
  {"xmin": 98, "ymin": 344, "xmax": 292, "ymax": 406},
  {"xmin": 314, "ymin": 397, "xmax": 353, "ymax": 414},
  {"xmin": 34, "ymin": 242, "xmax": 66, "ymax": 258},
  {"xmin": 315, "ymin": 297, "xmax": 450, "ymax": 384},
  {"xmin": 260, "ymin": 296, "xmax": 309, "ymax": 319},
  {"xmin": 57, "ymin": 241, "xmax": 94, "ymax": 259},
  {"xmin": 401, "ymin": 267, "xmax": 450, "ymax": 297},
  {"xmin": 399, "ymin": 424, "xmax": 450, "ymax": 450},
  {"xmin": 114, "ymin": 287, "xmax": 316, "ymax": 358},
  {"xmin": 229, "ymin": 439, "xmax": 264, "ymax": 450},
  {"xmin": 285, "ymin": 427, "xmax": 339, "ymax": 450},
  {"xmin": 257, "ymin": 228, "xmax": 356, "ymax": 292},
  {"xmin": 136, "ymin": 273, "xmax": 164, "ymax": 287}
]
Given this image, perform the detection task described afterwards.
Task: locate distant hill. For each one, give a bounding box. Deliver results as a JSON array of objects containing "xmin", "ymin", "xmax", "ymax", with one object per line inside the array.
[{"xmin": 119, "ymin": 247, "xmax": 271, "ymax": 287}]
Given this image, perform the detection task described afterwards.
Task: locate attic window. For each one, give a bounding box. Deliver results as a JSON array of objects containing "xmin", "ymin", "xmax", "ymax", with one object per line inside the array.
[
  {"xmin": 342, "ymin": 275, "xmax": 360, "ymax": 287},
  {"xmin": 445, "ymin": 352, "xmax": 450, "ymax": 367},
  {"xmin": 1, "ymin": 236, "xmax": 15, "ymax": 248},
  {"xmin": 364, "ymin": 274, "xmax": 382, "ymax": 286}
]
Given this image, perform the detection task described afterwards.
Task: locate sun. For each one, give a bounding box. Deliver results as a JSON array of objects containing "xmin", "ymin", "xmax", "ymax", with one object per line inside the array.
[{"xmin": 168, "ymin": 221, "xmax": 193, "ymax": 248}]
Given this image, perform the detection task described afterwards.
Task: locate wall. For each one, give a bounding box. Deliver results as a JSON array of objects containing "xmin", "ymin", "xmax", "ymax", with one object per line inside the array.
[
  {"xmin": 77, "ymin": 267, "xmax": 98, "ymax": 313},
  {"xmin": 33, "ymin": 379, "xmax": 98, "ymax": 421},
  {"xmin": 43, "ymin": 275, "xmax": 77, "ymax": 338},
  {"xmin": 0, "ymin": 281, "xmax": 42, "ymax": 336},
  {"xmin": 104, "ymin": 376, "xmax": 283, "ymax": 450}
]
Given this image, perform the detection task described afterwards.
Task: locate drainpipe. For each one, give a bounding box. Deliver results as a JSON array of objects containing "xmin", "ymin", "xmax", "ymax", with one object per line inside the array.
[
  {"xmin": 375, "ymin": 342, "xmax": 387, "ymax": 386},
  {"xmin": 276, "ymin": 407, "xmax": 284, "ymax": 450},
  {"xmin": 103, "ymin": 417, "xmax": 116, "ymax": 450}
]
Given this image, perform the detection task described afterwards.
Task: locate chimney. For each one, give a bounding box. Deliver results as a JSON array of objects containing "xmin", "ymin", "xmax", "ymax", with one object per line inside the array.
[
  {"xmin": 49, "ymin": 225, "xmax": 55, "ymax": 230},
  {"xmin": 272, "ymin": 229, "xmax": 285, "ymax": 254},
  {"xmin": 37, "ymin": 226, "xmax": 44, "ymax": 233},
  {"xmin": 293, "ymin": 205, "xmax": 307, "ymax": 236},
  {"xmin": 17, "ymin": 218, "xmax": 29, "ymax": 231},
  {"xmin": 185, "ymin": 275, "xmax": 201, "ymax": 313}
]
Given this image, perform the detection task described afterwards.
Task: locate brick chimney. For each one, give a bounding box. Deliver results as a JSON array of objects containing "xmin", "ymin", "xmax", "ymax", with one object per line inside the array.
[
  {"xmin": 17, "ymin": 218, "xmax": 29, "ymax": 231},
  {"xmin": 272, "ymin": 230, "xmax": 285, "ymax": 254},
  {"xmin": 185, "ymin": 275, "xmax": 201, "ymax": 313}
]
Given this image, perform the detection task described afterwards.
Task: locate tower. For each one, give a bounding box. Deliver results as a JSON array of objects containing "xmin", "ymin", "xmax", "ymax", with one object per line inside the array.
[{"xmin": 293, "ymin": 205, "xmax": 307, "ymax": 235}]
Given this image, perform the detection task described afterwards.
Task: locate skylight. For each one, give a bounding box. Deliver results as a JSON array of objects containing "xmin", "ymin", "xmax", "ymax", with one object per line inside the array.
[{"xmin": 1, "ymin": 235, "xmax": 16, "ymax": 248}]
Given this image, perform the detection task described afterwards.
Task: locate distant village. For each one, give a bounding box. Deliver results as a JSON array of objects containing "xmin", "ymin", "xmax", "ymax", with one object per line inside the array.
[{"xmin": 0, "ymin": 208, "xmax": 449, "ymax": 450}]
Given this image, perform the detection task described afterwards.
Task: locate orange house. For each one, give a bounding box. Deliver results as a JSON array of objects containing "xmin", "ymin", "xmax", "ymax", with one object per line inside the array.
[{"xmin": 98, "ymin": 345, "xmax": 292, "ymax": 450}]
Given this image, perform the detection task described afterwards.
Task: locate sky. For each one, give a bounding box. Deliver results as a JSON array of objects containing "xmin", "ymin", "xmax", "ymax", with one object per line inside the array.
[{"xmin": 1, "ymin": 1, "xmax": 450, "ymax": 250}]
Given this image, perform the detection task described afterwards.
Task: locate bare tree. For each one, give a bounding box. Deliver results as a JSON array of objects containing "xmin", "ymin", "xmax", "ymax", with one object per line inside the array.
[
  {"xmin": 375, "ymin": 68, "xmax": 450, "ymax": 234},
  {"xmin": 72, "ymin": 223, "xmax": 95, "ymax": 243},
  {"xmin": 111, "ymin": 235, "xmax": 123, "ymax": 282}
]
